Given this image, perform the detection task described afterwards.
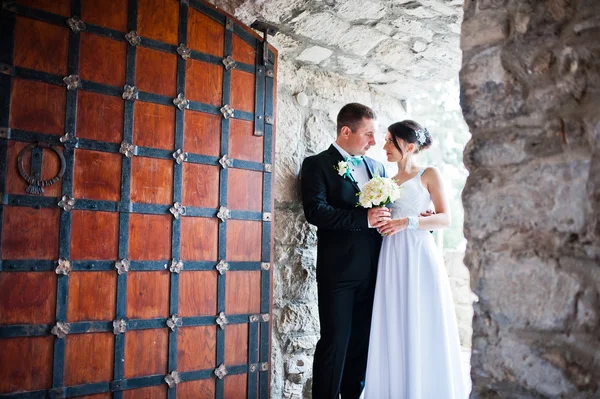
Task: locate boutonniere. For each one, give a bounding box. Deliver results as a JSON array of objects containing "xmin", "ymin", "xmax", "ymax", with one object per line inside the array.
[{"xmin": 334, "ymin": 161, "xmax": 356, "ymax": 182}]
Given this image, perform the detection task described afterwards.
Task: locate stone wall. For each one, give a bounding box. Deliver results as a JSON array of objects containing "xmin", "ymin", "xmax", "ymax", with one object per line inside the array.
[
  {"xmin": 272, "ymin": 59, "xmax": 474, "ymax": 396},
  {"xmin": 460, "ymin": 0, "xmax": 600, "ymax": 397},
  {"xmin": 272, "ymin": 57, "xmax": 409, "ymax": 399}
]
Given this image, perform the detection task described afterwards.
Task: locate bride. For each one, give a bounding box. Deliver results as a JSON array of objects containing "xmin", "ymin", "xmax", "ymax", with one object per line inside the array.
[{"xmin": 362, "ymin": 120, "xmax": 469, "ymax": 398}]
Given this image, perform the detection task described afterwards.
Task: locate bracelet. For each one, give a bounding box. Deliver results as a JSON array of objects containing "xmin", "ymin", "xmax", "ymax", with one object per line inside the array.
[{"xmin": 407, "ymin": 216, "xmax": 419, "ymax": 230}]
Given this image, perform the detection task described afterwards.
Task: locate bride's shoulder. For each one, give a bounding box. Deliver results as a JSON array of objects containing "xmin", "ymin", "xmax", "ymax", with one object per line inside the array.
[
  {"xmin": 420, "ymin": 167, "xmax": 443, "ymax": 186},
  {"xmin": 421, "ymin": 166, "xmax": 440, "ymax": 175}
]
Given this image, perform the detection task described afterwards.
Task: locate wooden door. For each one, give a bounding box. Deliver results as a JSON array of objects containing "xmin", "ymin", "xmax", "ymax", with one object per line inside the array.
[{"xmin": 0, "ymin": 0, "xmax": 276, "ymax": 398}]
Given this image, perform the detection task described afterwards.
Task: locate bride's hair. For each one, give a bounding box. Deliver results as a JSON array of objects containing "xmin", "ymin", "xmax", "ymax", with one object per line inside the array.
[{"xmin": 388, "ymin": 120, "xmax": 432, "ymax": 157}]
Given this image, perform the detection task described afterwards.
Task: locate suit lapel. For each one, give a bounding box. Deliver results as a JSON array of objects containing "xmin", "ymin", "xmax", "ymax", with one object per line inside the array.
[
  {"xmin": 364, "ymin": 157, "xmax": 376, "ymax": 180},
  {"xmin": 327, "ymin": 145, "xmax": 361, "ymax": 193}
]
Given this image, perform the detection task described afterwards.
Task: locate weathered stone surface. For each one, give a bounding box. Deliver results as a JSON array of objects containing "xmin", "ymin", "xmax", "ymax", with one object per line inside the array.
[
  {"xmin": 460, "ymin": 11, "xmax": 508, "ymax": 53},
  {"xmin": 479, "ymin": 254, "xmax": 581, "ymax": 330},
  {"xmin": 334, "ymin": 0, "xmax": 385, "ymax": 22},
  {"xmin": 304, "ymin": 113, "xmax": 336, "ymax": 155},
  {"xmin": 462, "ymin": 0, "xmax": 600, "ymax": 396},
  {"xmin": 295, "ymin": 46, "xmax": 333, "ymax": 64},
  {"xmin": 209, "ymin": 0, "xmax": 462, "ymax": 96},
  {"xmin": 283, "ymin": 335, "xmax": 319, "ymax": 354},
  {"xmin": 463, "ymin": 160, "xmax": 589, "ymax": 241},
  {"xmin": 278, "ymin": 304, "xmax": 320, "ymax": 335}
]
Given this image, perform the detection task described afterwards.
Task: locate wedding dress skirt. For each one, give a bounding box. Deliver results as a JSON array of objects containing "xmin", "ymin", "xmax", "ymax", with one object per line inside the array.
[{"xmin": 363, "ymin": 170, "xmax": 469, "ymax": 398}]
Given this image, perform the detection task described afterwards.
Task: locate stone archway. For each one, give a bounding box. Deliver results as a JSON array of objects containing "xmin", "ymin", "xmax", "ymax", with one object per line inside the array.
[{"xmin": 208, "ymin": 0, "xmax": 600, "ymax": 397}]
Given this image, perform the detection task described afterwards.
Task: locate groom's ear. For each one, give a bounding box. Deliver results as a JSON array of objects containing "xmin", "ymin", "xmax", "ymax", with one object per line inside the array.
[{"xmin": 339, "ymin": 125, "xmax": 351, "ymax": 138}]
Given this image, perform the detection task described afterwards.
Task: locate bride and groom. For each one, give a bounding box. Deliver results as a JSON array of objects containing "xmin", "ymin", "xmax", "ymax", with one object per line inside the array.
[{"xmin": 301, "ymin": 103, "xmax": 468, "ymax": 398}]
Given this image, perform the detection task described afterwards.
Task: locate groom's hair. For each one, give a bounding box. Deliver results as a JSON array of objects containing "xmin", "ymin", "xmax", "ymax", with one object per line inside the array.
[{"xmin": 336, "ymin": 103, "xmax": 376, "ymax": 136}]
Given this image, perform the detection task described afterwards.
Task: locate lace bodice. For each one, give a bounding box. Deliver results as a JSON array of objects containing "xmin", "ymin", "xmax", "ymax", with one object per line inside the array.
[{"xmin": 389, "ymin": 168, "xmax": 431, "ymax": 219}]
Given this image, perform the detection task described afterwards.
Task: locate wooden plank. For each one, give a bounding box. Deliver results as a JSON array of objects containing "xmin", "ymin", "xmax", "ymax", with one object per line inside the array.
[
  {"xmin": 183, "ymin": 111, "xmax": 221, "ymax": 157},
  {"xmin": 128, "ymin": 214, "xmax": 172, "ymax": 261},
  {"xmin": 182, "ymin": 164, "xmax": 219, "ymax": 208},
  {"xmin": 180, "ymin": 217, "xmax": 218, "ymax": 262},
  {"xmin": 0, "ymin": 336, "xmax": 54, "ymax": 393},
  {"xmin": 224, "ymin": 323, "xmax": 247, "ymax": 365},
  {"xmin": 137, "ymin": 0, "xmax": 179, "ymax": 46},
  {"xmin": 5, "ymin": 140, "xmax": 63, "ymax": 197},
  {"xmin": 71, "ymin": 210, "xmax": 119, "ymax": 260},
  {"xmin": 136, "ymin": 47, "xmax": 178, "ymax": 98},
  {"xmin": 80, "ymin": 33, "xmax": 127, "ymax": 89},
  {"xmin": 123, "ymin": 386, "xmax": 167, "ymax": 399},
  {"xmin": 229, "ymin": 119, "xmax": 263, "ymax": 162},
  {"xmin": 16, "ymin": 0, "xmax": 70, "ymax": 16},
  {"xmin": 10, "ymin": 78, "xmax": 66, "ymax": 135},
  {"xmin": 178, "ymin": 271, "xmax": 217, "ymax": 316},
  {"xmin": 126, "ymin": 271, "xmax": 170, "ymax": 319},
  {"xmin": 226, "ymin": 220, "xmax": 261, "ymax": 262},
  {"xmin": 77, "ymin": 91, "xmax": 125, "ymax": 144},
  {"xmin": 232, "ymin": 34, "xmax": 255, "ymax": 65},
  {"xmin": 225, "ymin": 271, "xmax": 260, "ymax": 314},
  {"xmin": 73, "ymin": 150, "xmax": 122, "ymax": 202},
  {"xmin": 123, "ymin": 328, "xmax": 169, "ymax": 378},
  {"xmin": 227, "ymin": 169, "xmax": 262, "ymax": 212},
  {"xmin": 230, "ymin": 70, "xmax": 255, "ymax": 113},
  {"xmin": 82, "ymin": 0, "xmax": 128, "ymax": 32},
  {"xmin": 178, "ymin": 379, "xmax": 215, "ymax": 399},
  {"xmin": 131, "ymin": 157, "xmax": 174, "ymax": 205},
  {"xmin": 65, "ymin": 332, "xmax": 114, "ymax": 386},
  {"xmin": 177, "ymin": 326, "xmax": 216, "ymax": 371},
  {"xmin": 133, "ymin": 102, "xmax": 175, "ymax": 151},
  {"xmin": 224, "ymin": 374, "xmax": 247, "ymax": 399},
  {"xmin": 185, "ymin": 60, "xmax": 222, "ymax": 106},
  {"xmin": 67, "ymin": 271, "xmax": 116, "ymax": 322},
  {"xmin": 187, "ymin": 9, "xmax": 224, "ymax": 57},
  {"xmin": 13, "ymin": 17, "xmax": 68, "ymax": 76},
  {"xmin": 0, "ymin": 272, "xmax": 57, "ymax": 324},
  {"xmin": 1, "ymin": 206, "xmax": 59, "ymax": 260}
]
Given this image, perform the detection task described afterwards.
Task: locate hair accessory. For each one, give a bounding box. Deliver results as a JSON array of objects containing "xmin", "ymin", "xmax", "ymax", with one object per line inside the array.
[{"xmin": 415, "ymin": 128, "xmax": 428, "ymax": 145}]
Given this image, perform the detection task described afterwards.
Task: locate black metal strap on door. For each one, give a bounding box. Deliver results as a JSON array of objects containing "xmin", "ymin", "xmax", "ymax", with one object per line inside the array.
[
  {"xmin": 51, "ymin": 0, "xmax": 82, "ymax": 394},
  {"xmin": 0, "ymin": 0, "xmax": 16, "ymax": 262}
]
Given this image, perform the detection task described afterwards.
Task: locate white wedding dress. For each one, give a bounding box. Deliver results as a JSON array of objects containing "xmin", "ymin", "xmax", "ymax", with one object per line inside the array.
[{"xmin": 363, "ymin": 168, "xmax": 469, "ymax": 399}]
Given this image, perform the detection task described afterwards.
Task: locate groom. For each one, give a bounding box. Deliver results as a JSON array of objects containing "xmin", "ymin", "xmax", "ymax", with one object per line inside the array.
[{"xmin": 301, "ymin": 103, "xmax": 391, "ymax": 399}]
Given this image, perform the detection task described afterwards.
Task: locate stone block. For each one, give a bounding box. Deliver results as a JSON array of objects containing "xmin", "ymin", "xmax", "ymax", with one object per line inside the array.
[
  {"xmin": 283, "ymin": 335, "xmax": 319, "ymax": 354},
  {"xmin": 371, "ymin": 38, "xmax": 416, "ymax": 69},
  {"xmin": 304, "ymin": 113, "xmax": 336, "ymax": 154},
  {"xmin": 278, "ymin": 303, "xmax": 320, "ymax": 335},
  {"xmin": 460, "ymin": 46, "xmax": 525, "ymax": 127},
  {"xmin": 296, "ymin": 46, "xmax": 333, "ymax": 64},
  {"xmin": 463, "ymin": 160, "xmax": 589, "ymax": 241},
  {"xmin": 478, "ymin": 254, "xmax": 581, "ymax": 330},
  {"xmin": 460, "ymin": 11, "xmax": 508, "ymax": 53},
  {"xmin": 334, "ymin": 0, "xmax": 385, "ymax": 22}
]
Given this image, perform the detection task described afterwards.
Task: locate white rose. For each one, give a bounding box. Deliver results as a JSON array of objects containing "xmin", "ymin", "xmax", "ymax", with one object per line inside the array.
[
  {"xmin": 337, "ymin": 161, "xmax": 348, "ymax": 176},
  {"xmin": 358, "ymin": 176, "xmax": 402, "ymax": 208}
]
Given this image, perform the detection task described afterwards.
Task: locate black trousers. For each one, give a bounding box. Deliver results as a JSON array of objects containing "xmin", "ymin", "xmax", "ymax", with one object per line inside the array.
[{"xmin": 312, "ymin": 273, "xmax": 377, "ymax": 399}]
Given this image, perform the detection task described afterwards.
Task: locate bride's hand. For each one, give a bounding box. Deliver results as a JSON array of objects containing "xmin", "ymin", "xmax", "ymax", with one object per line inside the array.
[{"xmin": 378, "ymin": 218, "xmax": 408, "ymax": 236}]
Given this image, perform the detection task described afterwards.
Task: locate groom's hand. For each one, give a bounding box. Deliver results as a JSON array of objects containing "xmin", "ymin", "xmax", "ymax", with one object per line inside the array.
[
  {"xmin": 368, "ymin": 207, "xmax": 391, "ymax": 228},
  {"xmin": 420, "ymin": 209, "xmax": 435, "ymax": 217}
]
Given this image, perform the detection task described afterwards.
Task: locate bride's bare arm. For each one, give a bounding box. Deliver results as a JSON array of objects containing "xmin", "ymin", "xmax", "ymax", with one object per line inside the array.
[
  {"xmin": 378, "ymin": 167, "xmax": 450, "ymax": 235},
  {"xmin": 415, "ymin": 167, "xmax": 450, "ymax": 230}
]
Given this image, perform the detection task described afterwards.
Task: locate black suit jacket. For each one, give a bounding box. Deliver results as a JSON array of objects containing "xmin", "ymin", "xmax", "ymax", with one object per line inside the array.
[{"xmin": 301, "ymin": 145, "xmax": 387, "ymax": 282}]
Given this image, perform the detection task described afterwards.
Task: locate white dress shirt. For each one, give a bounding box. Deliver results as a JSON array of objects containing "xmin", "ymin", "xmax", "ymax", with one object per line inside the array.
[{"xmin": 332, "ymin": 142, "xmax": 370, "ymax": 190}]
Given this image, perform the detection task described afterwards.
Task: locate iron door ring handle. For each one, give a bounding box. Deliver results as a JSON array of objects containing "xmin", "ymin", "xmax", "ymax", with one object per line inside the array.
[{"xmin": 17, "ymin": 142, "xmax": 66, "ymax": 187}]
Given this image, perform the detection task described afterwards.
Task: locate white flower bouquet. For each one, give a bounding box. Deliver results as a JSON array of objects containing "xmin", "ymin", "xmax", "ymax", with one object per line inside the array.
[{"xmin": 357, "ymin": 176, "xmax": 402, "ymax": 208}]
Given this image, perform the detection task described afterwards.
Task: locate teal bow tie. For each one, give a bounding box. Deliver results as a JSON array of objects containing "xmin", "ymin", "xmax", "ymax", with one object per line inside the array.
[{"xmin": 345, "ymin": 156, "xmax": 363, "ymax": 167}]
